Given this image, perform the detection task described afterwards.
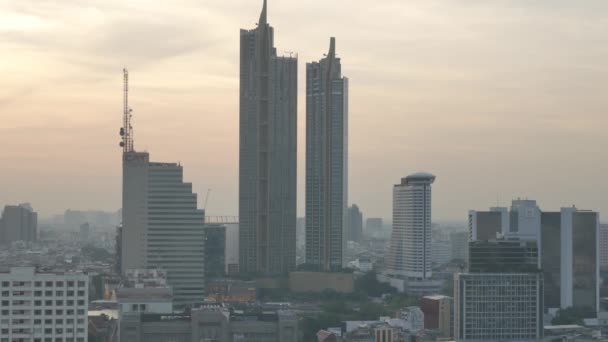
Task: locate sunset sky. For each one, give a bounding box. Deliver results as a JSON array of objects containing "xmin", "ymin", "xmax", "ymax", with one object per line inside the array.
[{"xmin": 1, "ymin": 0, "xmax": 607, "ymax": 221}]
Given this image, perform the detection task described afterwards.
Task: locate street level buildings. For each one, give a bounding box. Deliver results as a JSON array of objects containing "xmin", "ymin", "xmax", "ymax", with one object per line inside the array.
[{"xmin": 239, "ymin": 0, "xmax": 297, "ymax": 275}]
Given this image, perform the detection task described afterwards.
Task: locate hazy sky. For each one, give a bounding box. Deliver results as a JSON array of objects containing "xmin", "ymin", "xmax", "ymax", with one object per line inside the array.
[{"xmin": 1, "ymin": 0, "xmax": 607, "ymax": 221}]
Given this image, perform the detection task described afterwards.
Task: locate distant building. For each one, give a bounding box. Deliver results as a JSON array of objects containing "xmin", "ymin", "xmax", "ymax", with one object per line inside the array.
[
  {"xmin": 0, "ymin": 203, "xmax": 37, "ymax": 244},
  {"xmin": 344, "ymin": 205, "xmax": 363, "ymax": 245},
  {"xmin": 600, "ymin": 224, "xmax": 608, "ymax": 270},
  {"xmin": 386, "ymin": 173, "xmax": 436, "ymax": 279},
  {"xmin": 469, "ymin": 199, "xmax": 541, "ymax": 242},
  {"xmin": 118, "ymin": 306, "xmax": 298, "ymax": 342},
  {"xmin": 239, "ymin": 0, "xmax": 297, "ymax": 276},
  {"xmin": 431, "ymin": 239, "xmax": 451, "ymax": 266},
  {"xmin": 204, "ymin": 224, "xmax": 226, "ymax": 279},
  {"xmin": 305, "ymin": 37, "xmax": 349, "ymax": 271},
  {"xmin": 398, "ymin": 306, "xmax": 424, "ymax": 333},
  {"xmin": 450, "ymin": 231, "xmax": 469, "ymax": 262},
  {"xmin": 0, "ymin": 267, "xmax": 89, "ymax": 341},
  {"xmin": 421, "ymin": 295, "xmax": 452, "ymax": 338},
  {"xmin": 79, "ymin": 222, "xmax": 91, "ymax": 241},
  {"xmin": 365, "ymin": 217, "xmax": 383, "ymax": 236},
  {"xmin": 205, "ymin": 280, "xmax": 256, "ymax": 304}
]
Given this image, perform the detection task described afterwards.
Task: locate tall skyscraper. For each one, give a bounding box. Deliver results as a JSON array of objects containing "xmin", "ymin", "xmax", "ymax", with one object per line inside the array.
[
  {"xmin": 386, "ymin": 172, "xmax": 435, "ymax": 279},
  {"xmin": 239, "ymin": 0, "xmax": 297, "ymax": 275},
  {"xmin": 305, "ymin": 37, "xmax": 349, "ymax": 271},
  {"xmin": 120, "ymin": 70, "xmax": 206, "ymax": 308},
  {"xmin": 0, "ymin": 203, "xmax": 37, "ymax": 244},
  {"xmin": 599, "ymin": 224, "xmax": 608, "ymax": 271}
]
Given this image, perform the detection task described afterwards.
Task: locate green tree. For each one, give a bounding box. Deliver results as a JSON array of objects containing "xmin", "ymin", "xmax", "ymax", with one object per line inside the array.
[{"xmin": 551, "ymin": 307, "xmax": 588, "ymax": 325}]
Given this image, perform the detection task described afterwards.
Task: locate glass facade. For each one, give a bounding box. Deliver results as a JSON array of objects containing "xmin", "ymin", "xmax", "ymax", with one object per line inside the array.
[
  {"xmin": 541, "ymin": 212, "xmax": 562, "ymax": 310},
  {"xmin": 572, "ymin": 212, "xmax": 597, "ymax": 314}
]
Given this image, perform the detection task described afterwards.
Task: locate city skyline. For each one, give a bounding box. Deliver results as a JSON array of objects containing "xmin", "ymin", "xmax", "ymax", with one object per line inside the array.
[{"xmin": 2, "ymin": 0, "xmax": 608, "ymax": 221}]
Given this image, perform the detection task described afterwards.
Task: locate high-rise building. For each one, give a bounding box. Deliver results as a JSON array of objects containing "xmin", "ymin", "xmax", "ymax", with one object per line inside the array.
[
  {"xmin": 0, "ymin": 267, "xmax": 89, "ymax": 341},
  {"xmin": 541, "ymin": 207, "xmax": 599, "ymax": 314},
  {"xmin": 239, "ymin": 0, "xmax": 297, "ymax": 275},
  {"xmin": 600, "ymin": 224, "xmax": 608, "ymax": 271},
  {"xmin": 454, "ymin": 272, "xmax": 543, "ymax": 341},
  {"xmin": 450, "ymin": 231, "xmax": 469, "ymax": 262},
  {"xmin": 345, "ymin": 205, "xmax": 362, "ymax": 243},
  {"xmin": 386, "ymin": 173, "xmax": 435, "ymax": 279},
  {"xmin": 471, "ymin": 200, "xmax": 600, "ymax": 313},
  {"xmin": 469, "ymin": 199, "xmax": 541, "ymax": 242},
  {"xmin": 204, "ymin": 224, "xmax": 227, "ymax": 280},
  {"xmin": 119, "ymin": 70, "xmax": 206, "ymax": 308},
  {"xmin": 468, "ymin": 239, "xmax": 539, "ymax": 273},
  {"xmin": 121, "ymin": 152, "xmax": 206, "ymax": 308},
  {"xmin": 0, "ymin": 204, "xmax": 37, "ymax": 244},
  {"xmin": 454, "ymin": 237, "xmax": 543, "ymax": 341},
  {"xmin": 305, "ymin": 37, "xmax": 349, "ymax": 272}
]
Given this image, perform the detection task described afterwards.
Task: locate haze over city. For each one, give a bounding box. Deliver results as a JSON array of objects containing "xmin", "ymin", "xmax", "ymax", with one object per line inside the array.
[{"xmin": 1, "ymin": 0, "xmax": 607, "ymax": 220}]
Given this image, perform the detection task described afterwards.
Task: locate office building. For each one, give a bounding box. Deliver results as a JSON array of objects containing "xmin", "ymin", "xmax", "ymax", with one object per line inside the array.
[
  {"xmin": 468, "ymin": 239, "xmax": 539, "ymax": 273},
  {"xmin": 469, "ymin": 199, "xmax": 541, "ymax": 242},
  {"xmin": 118, "ymin": 306, "xmax": 298, "ymax": 342},
  {"xmin": 450, "ymin": 231, "xmax": 469, "ymax": 262},
  {"xmin": 421, "ymin": 295, "xmax": 452, "ymax": 338},
  {"xmin": 386, "ymin": 173, "xmax": 435, "ymax": 279},
  {"xmin": 121, "ymin": 151, "xmax": 206, "ymax": 308},
  {"xmin": 600, "ymin": 224, "xmax": 608, "ymax": 270},
  {"xmin": 541, "ymin": 207, "xmax": 599, "ymax": 313},
  {"xmin": 345, "ymin": 205, "xmax": 363, "ymax": 244},
  {"xmin": 239, "ymin": 0, "xmax": 297, "ymax": 275},
  {"xmin": 0, "ymin": 267, "xmax": 89, "ymax": 341},
  {"xmin": 305, "ymin": 37, "xmax": 349, "ymax": 271},
  {"xmin": 204, "ymin": 224, "xmax": 227, "ymax": 279},
  {"xmin": 0, "ymin": 204, "xmax": 37, "ymax": 244},
  {"xmin": 454, "ymin": 272, "xmax": 543, "ymax": 341},
  {"xmin": 431, "ymin": 239, "xmax": 451, "ymax": 266}
]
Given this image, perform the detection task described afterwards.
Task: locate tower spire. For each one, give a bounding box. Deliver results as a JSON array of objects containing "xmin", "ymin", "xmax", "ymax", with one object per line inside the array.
[
  {"xmin": 119, "ymin": 68, "xmax": 134, "ymax": 153},
  {"xmin": 328, "ymin": 37, "xmax": 336, "ymax": 60},
  {"xmin": 259, "ymin": 0, "xmax": 267, "ymax": 26}
]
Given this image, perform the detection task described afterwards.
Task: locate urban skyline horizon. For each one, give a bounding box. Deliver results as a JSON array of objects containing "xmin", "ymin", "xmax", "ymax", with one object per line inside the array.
[{"xmin": 1, "ymin": 0, "xmax": 607, "ymax": 221}]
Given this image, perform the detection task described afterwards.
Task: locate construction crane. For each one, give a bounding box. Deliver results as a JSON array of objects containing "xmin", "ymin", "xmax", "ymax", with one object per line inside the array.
[
  {"xmin": 119, "ymin": 68, "xmax": 134, "ymax": 152},
  {"xmin": 203, "ymin": 189, "xmax": 212, "ymax": 211}
]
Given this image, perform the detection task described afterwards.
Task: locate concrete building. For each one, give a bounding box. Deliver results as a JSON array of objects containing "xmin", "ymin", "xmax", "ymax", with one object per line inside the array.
[
  {"xmin": 470, "ymin": 200, "xmax": 600, "ymax": 313},
  {"xmin": 0, "ymin": 267, "xmax": 89, "ymax": 341},
  {"xmin": 600, "ymin": 224, "xmax": 608, "ymax": 271},
  {"xmin": 386, "ymin": 173, "xmax": 435, "ymax": 279},
  {"xmin": 450, "ymin": 231, "xmax": 469, "ymax": 262},
  {"xmin": 468, "ymin": 239, "xmax": 539, "ymax": 273},
  {"xmin": 431, "ymin": 239, "xmax": 451, "ymax": 266},
  {"xmin": 345, "ymin": 205, "xmax": 363, "ymax": 244},
  {"xmin": 541, "ymin": 207, "xmax": 599, "ymax": 314},
  {"xmin": 204, "ymin": 224, "xmax": 226, "ymax": 279},
  {"xmin": 289, "ymin": 272, "xmax": 354, "ymax": 293},
  {"xmin": 0, "ymin": 204, "xmax": 37, "ymax": 244},
  {"xmin": 420, "ymin": 295, "xmax": 452, "ymax": 338},
  {"xmin": 305, "ymin": 37, "xmax": 349, "ymax": 271},
  {"xmin": 239, "ymin": 0, "xmax": 298, "ymax": 275},
  {"xmin": 469, "ymin": 199, "xmax": 541, "ymax": 242},
  {"xmin": 454, "ymin": 272, "xmax": 543, "ymax": 341},
  {"xmin": 118, "ymin": 306, "xmax": 298, "ymax": 342},
  {"xmin": 121, "ymin": 151, "xmax": 206, "ymax": 308}
]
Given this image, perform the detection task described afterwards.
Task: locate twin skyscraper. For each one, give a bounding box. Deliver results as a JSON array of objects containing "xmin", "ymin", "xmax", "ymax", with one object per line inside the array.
[{"xmin": 239, "ymin": 0, "xmax": 349, "ymax": 274}]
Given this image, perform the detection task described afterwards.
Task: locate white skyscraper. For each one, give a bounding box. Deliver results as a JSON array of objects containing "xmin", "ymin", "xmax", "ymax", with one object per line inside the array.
[{"xmin": 386, "ymin": 172, "xmax": 435, "ymax": 279}]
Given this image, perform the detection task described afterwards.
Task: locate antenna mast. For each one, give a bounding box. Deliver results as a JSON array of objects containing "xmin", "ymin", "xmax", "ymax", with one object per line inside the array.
[{"xmin": 119, "ymin": 68, "xmax": 134, "ymax": 152}]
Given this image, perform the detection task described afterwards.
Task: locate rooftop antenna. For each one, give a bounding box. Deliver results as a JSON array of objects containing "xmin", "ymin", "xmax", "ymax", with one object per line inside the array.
[{"xmin": 119, "ymin": 68, "xmax": 134, "ymax": 152}]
